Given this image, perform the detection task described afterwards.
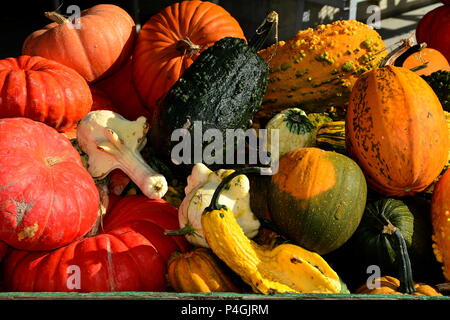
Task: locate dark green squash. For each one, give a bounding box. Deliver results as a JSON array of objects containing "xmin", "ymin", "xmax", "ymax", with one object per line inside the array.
[
  {"xmin": 150, "ymin": 13, "xmax": 277, "ymax": 173},
  {"xmin": 349, "ymin": 198, "xmax": 441, "ymax": 281},
  {"xmin": 251, "ymin": 147, "xmax": 367, "ymax": 255},
  {"xmin": 315, "ymin": 121, "xmax": 346, "ymax": 154}
]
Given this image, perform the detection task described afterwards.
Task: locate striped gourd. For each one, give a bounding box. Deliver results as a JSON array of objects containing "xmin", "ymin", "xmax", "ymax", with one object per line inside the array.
[{"xmin": 316, "ymin": 121, "xmax": 346, "ymax": 154}]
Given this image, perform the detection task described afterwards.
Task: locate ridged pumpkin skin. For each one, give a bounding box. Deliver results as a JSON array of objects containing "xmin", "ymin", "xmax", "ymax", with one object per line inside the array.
[
  {"xmin": 267, "ymin": 148, "xmax": 367, "ymax": 255},
  {"xmin": 0, "ymin": 118, "xmax": 99, "ymax": 251},
  {"xmin": 167, "ymin": 248, "xmax": 241, "ymax": 293},
  {"xmin": 23, "ymin": 4, "xmax": 136, "ymax": 83},
  {"xmin": 257, "ymin": 20, "xmax": 386, "ymax": 119},
  {"xmin": 431, "ymin": 169, "xmax": 450, "ymax": 281},
  {"xmin": 346, "ymin": 65, "xmax": 449, "ymax": 196},
  {"xmin": 95, "ymin": 57, "xmax": 151, "ymax": 121},
  {"xmin": 0, "ymin": 55, "xmax": 92, "ymax": 130},
  {"xmin": 3, "ymin": 196, "xmax": 190, "ymax": 292},
  {"xmin": 356, "ymin": 276, "xmax": 441, "ymax": 296},
  {"xmin": 133, "ymin": 0, "xmax": 245, "ymax": 113},
  {"xmin": 416, "ymin": 5, "xmax": 450, "ymax": 63}
]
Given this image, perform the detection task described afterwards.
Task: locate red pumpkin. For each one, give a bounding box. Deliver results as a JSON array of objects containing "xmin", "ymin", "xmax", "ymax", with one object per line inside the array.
[
  {"xmin": 59, "ymin": 86, "xmax": 118, "ymax": 140},
  {"xmin": 22, "ymin": 4, "xmax": 136, "ymax": 83},
  {"xmin": 94, "ymin": 57, "xmax": 151, "ymax": 121},
  {"xmin": 3, "ymin": 196, "xmax": 190, "ymax": 292},
  {"xmin": 0, "ymin": 241, "xmax": 8, "ymax": 262},
  {"xmin": 0, "ymin": 55, "xmax": 92, "ymax": 130},
  {"xmin": 416, "ymin": 5, "xmax": 450, "ymax": 62},
  {"xmin": 0, "ymin": 118, "xmax": 99, "ymax": 251},
  {"xmin": 133, "ymin": 0, "xmax": 245, "ymax": 113}
]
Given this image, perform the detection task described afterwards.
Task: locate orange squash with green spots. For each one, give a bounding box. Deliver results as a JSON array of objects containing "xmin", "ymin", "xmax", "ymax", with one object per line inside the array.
[
  {"xmin": 346, "ymin": 65, "xmax": 449, "ymax": 196},
  {"xmin": 257, "ymin": 148, "xmax": 367, "ymax": 255}
]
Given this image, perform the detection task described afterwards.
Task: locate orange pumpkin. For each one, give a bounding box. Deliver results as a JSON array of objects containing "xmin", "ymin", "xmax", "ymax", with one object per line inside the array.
[
  {"xmin": 22, "ymin": 4, "xmax": 136, "ymax": 83},
  {"xmin": 356, "ymin": 276, "xmax": 442, "ymax": 296},
  {"xmin": 402, "ymin": 47, "xmax": 450, "ymax": 76},
  {"xmin": 346, "ymin": 65, "xmax": 449, "ymax": 196},
  {"xmin": 431, "ymin": 169, "xmax": 450, "ymax": 281},
  {"xmin": 133, "ymin": 0, "xmax": 245, "ymax": 113}
]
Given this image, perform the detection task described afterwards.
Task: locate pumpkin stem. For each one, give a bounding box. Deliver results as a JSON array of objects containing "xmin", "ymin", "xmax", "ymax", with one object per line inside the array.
[
  {"xmin": 45, "ymin": 11, "xmax": 70, "ymax": 24},
  {"xmin": 165, "ymin": 222, "xmax": 198, "ymax": 237},
  {"xmin": 248, "ymin": 11, "xmax": 278, "ymax": 52},
  {"xmin": 206, "ymin": 167, "xmax": 263, "ymax": 212},
  {"xmin": 379, "ymin": 35, "xmax": 417, "ymax": 67},
  {"xmin": 390, "ymin": 228, "xmax": 416, "ymax": 294},
  {"xmin": 176, "ymin": 37, "xmax": 202, "ymax": 57}
]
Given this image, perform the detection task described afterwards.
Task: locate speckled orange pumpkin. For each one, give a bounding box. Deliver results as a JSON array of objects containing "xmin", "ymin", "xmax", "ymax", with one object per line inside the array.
[{"xmin": 346, "ymin": 65, "xmax": 449, "ymax": 196}]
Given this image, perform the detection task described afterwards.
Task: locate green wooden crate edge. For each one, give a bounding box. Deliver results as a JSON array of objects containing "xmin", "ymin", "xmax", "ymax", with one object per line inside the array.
[{"xmin": 0, "ymin": 291, "xmax": 449, "ymax": 300}]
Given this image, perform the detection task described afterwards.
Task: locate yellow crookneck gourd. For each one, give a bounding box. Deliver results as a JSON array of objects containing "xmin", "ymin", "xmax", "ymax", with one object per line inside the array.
[{"xmin": 201, "ymin": 167, "xmax": 342, "ymax": 295}]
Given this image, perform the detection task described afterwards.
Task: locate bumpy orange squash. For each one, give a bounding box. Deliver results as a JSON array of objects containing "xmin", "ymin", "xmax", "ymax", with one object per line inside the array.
[{"xmin": 346, "ymin": 65, "xmax": 449, "ymax": 196}]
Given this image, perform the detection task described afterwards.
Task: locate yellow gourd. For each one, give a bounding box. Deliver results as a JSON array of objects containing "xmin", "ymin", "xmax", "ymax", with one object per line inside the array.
[{"xmin": 201, "ymin": 167, "xmax": 342, "ymax": 294}]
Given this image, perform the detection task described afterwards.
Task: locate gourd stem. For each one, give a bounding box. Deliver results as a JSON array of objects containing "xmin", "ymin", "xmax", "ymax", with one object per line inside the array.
[
  {"xmin": 44, "ymin": 11, "xmax": 69, "ymax": 24},
  {"xmin": 390, "ymin": 228, "xmax": 416, "ymax": 294},
  {"xmin": 206, "ymin": 167, "xmax": 263, "ymax": 212},
  {"xmin": 165, "ymin": 223, "xmax": 195, "ymax": 236},
  {"xmin": 248, "ymin": 11, "xmax": 278, "ymax": 51}
]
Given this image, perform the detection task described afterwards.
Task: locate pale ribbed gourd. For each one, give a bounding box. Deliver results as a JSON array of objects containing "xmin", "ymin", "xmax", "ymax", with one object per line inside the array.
[{"xmin": 257, "ymin": 20, "xmax": 387, "ymax": 119}]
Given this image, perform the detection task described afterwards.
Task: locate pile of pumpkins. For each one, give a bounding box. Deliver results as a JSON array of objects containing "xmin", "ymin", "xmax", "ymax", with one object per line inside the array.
[{"xmin": 0, "ymin": 0, "xmax": 449, "ymax": 297}]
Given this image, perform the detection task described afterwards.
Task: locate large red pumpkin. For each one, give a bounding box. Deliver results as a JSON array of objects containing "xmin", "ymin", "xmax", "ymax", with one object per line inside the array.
[
  {"xmin": 346, "ymin": 66, "xmax": 449, "ymax": 196},
  {"xmin": 22, "ymin": 4, "xmax": 136, "ymax": 83},
  {"xmin": 416, "ymin": 5, "xmax": 450, "ymax": 62},
  {"xmin": 133, "ymin": 0, "xmax": 245, "ymax": 113},
  {"xmin": 0, "ymin": 55, "xmax": 92, "ymax": 130},
  {"xmin": 0, "ymin": 118, "xmax": 99, "ymax": 251},
  {"xmin": 94, "ymin": 57, "xmax": 151, "ymax": 121},
  {"xmin": 0, "ymin": 242, "xmax": 8, "ymax": 262},
  {"xmin": 3, "ymin": 196, "xmax": 190, "ymax": 292}
]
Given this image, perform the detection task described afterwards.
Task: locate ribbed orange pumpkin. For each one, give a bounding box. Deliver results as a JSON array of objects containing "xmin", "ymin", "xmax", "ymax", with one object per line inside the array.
[
  {"xmin": 167, "ymin": 248, "xmax": 242, "ymax": 293},
  {"xmin": 431, "ymin": 169, "xmax": 450, "ymax": 281},
  {"xmin": 22, "ymin": 4, "xmax": 136, "ymax": 83},
  {"xmin": 346, "ymin": 65, "xmax": 449, "ymax": 196},
  {"xmin": 0, "ymin": 55, "xmax": 92, "ymax": 130},
  {"xmin": 133, "ymin": 0, "xmax": 245, "ymax": 113}
]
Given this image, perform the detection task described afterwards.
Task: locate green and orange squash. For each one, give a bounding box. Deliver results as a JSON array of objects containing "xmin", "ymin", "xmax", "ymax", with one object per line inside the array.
[{"xmin": 251, "ymin": 147, "xmax": 367, "ymax": 255}]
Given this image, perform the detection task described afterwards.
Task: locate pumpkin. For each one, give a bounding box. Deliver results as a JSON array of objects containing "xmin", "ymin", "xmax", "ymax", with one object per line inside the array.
[
  {"xmin": 422, "ymin": 71, "xmax": 450, "ymax": 112},
  {"xmin": 3, "ymin": 195, "xmax": 190, "ymax": 292},
  {"xmin": 264, "ymin": 108, "xmax": 316, "ymax": 159},
  {"xmin": 167, "ymin": 248, "xmax": 242, "ymax": 293},
  {"xmin": 251, "ymin": 147, "xmax": 367, "ymax": 255},
  {"xmin": 400, "ymin": 46, "xmax": 450, "ymax": 76},
  {"xmin": 0, "ymin": 241, "xmax": 8, "ymax": 262},
  {"xmin": 94, "ymin": 57, "xmax": 151, "ymax": 121},
  {"xmin": 0, "ymin": 55, "xmax": 92, "ymax": 130},
  {"xmin": 431, "ymin": 169, "xmax": 450, "ymax": 281},
  {"xmin": 60, "ymin": 87, "xmax": 118, "ymax": 140},
  {"xmin": 150, "ymin": 13, "xmax": 276, "ymax": 171},
  {"xmin": 256, "ymin": 20, "xmax": 386, "ymax": 120},
  {"xmin": 356, "ymin": 276, "xmax": 442, "ymax": 296},
  {"xmin": 22, "ymin": 4, "xmax": 136, "ymax": 83},
  {"xmin": 316, "ymin": 121, "xmax": 346, "ymax": 154},
  {"xmin": 349, "ymin": 198, "xmax": 438, "ymax": 279},
  {"xmin": 133, "ymin": 0, "xmax": 245, "ymax": 113},
  {"xmin": 0, "ymin": 118, "xmax": 99, "ymax": 251},
  {"xmin": 416, "ymin": 5, "xmax": 450, "ymax": 63},
  {"xmin": 201, "ymin": 167, "xmax": 342, "ymax": 294},
  {"xmin": 346, "ymin": 65, "xmax": 449, "ymax": 196}
]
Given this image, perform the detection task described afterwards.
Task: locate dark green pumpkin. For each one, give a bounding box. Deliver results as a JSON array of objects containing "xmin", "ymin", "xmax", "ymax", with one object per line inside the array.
[
  {"xmin": 150, "ymin": 32, "xmax": 271, "ymax": 172},
  {"xmin": 251, "ymin": 147, "xmax": 367, "ymax": 255},
  {"xmin": 349, "ymin": 197, "xmax": 441, "ymax": 280}
]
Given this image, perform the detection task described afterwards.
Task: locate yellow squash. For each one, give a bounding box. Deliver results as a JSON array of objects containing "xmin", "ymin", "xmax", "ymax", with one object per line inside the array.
[{"xmin": 201, "ymin": 167, "xmax": 342, "ymax": 295}]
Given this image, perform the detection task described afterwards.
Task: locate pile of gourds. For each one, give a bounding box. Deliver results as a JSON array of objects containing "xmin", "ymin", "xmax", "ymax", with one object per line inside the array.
[{"xmin": 0, "ymin": 0, "xmax": 448, "ymax": 297}]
